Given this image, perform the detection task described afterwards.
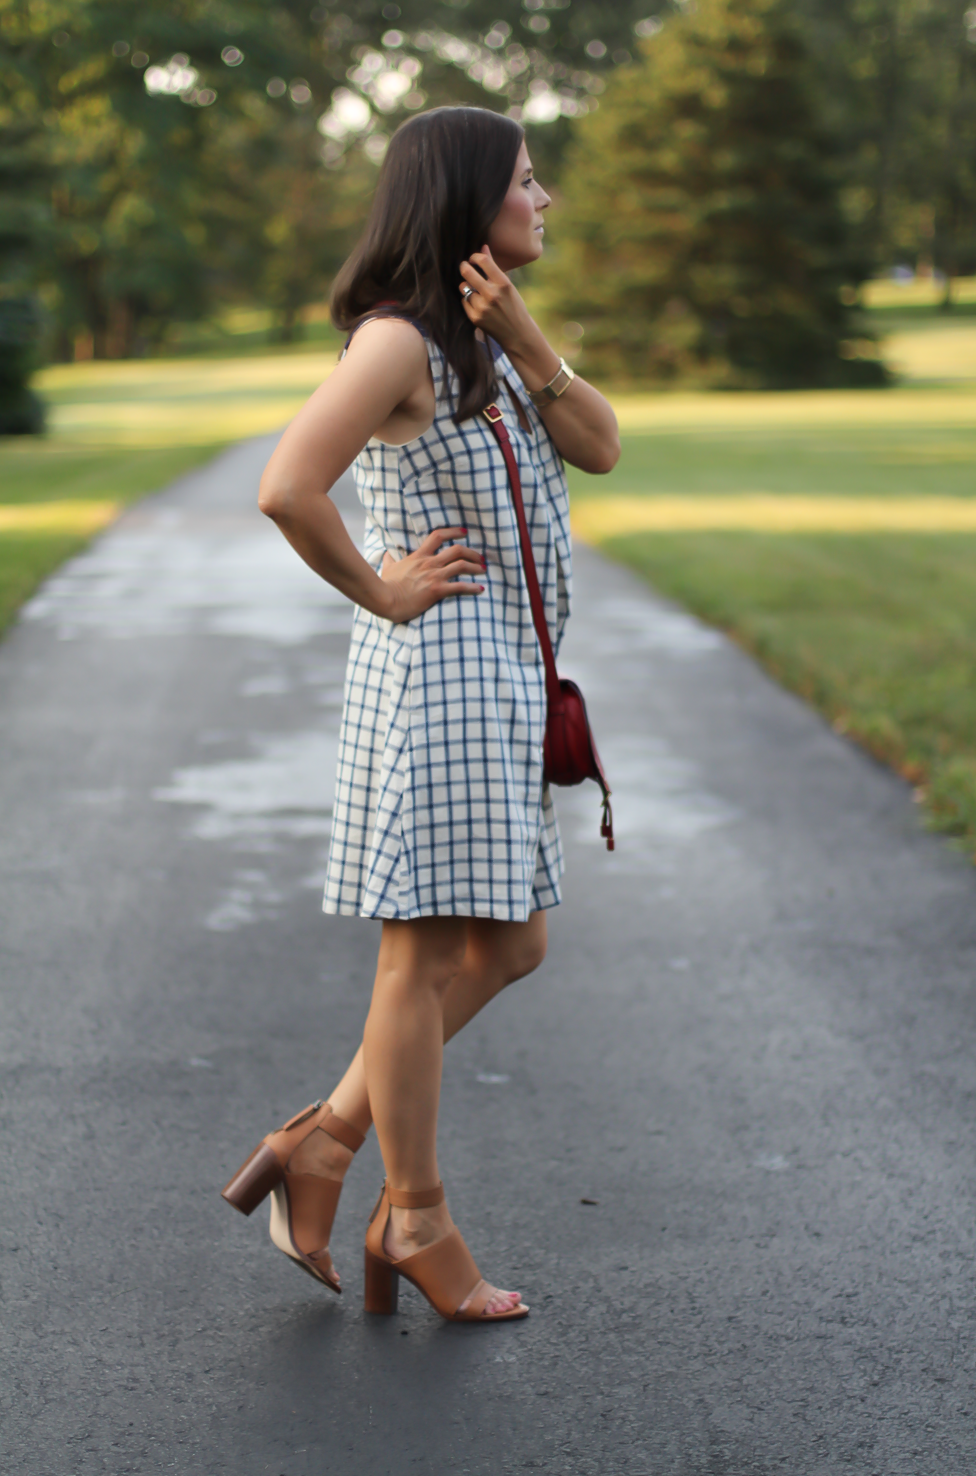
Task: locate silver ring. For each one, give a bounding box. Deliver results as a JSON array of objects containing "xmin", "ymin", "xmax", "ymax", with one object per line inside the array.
[{"xmin": 461, "ymin": 285, "xmax": 475, "ymax": 301}]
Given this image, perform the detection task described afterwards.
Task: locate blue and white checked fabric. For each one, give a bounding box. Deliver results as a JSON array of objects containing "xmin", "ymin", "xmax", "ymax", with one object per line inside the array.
[{"xmin": 322, "ymin": 328, "xmax": 572, "ymax": 921}]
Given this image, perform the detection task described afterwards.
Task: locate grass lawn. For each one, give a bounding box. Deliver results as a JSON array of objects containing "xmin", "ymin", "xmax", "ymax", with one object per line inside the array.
[
  {"xmin": 567, "ymin": 309, "xmax": 976, "ymax": 857},
  {"xmin": 0, "ymin": 350, "xmax": 338, "ymax": 634}
]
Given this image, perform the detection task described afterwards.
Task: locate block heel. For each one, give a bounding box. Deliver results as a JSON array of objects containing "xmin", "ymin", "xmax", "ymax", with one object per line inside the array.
[
  {"xmin": 220, "ymin": 1100, "xmax": 366, "ymax": 1294},
  {"xmin": 222, "ymin": 1142, "xmax": 283, "ymax": 1216},
  {"xmin": 364, "ymin": 1247, "xmax": 400, "ymax": 1314}
]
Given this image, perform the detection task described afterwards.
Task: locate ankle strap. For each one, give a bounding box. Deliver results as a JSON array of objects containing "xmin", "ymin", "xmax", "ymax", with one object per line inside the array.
[
  {"xmin": 387, "ymin": 1182, "xmax": 445, "ymax": 1209},
  {"xmin": 320, "ymin": 1105, "xmax": 366, "ymax": 1154}
]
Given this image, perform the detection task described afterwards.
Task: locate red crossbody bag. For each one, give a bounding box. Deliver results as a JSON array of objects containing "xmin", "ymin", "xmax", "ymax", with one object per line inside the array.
[{"xmin": 482, "ymin": 402, "xmax": 614, "ymax": 851}]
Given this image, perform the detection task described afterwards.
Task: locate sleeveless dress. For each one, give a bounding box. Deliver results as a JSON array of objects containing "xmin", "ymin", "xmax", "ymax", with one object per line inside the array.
[{"xmin": 322, "ymin": 323, "xmax": 572, "ymax": 922}]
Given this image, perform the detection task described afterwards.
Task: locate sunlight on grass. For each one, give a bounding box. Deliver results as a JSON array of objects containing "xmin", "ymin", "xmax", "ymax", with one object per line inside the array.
[
  {"xmin": 34, "ymin": 351, "xmax": 338, "ymax": 446},
  {"xmin": 36, "ymin": 351, "xmax": 337, "ymax": 396},
  {"xmin": 0, "ymin": 500, "xmax": 119, "ymax": 533},
  {"xmin": 883, "ymin": 325, "xmax": 976, "ymax": 383},
  {"xmin": 862, "ymin": 274, "xmax": 976, "ymax": 309},
  {"xmin": 571, "ymin": 495, "xmax": 976, "ymax": 537},
  {"xmin": 609, "ymin": 386, "xmax": 976, "ymax": 433}
]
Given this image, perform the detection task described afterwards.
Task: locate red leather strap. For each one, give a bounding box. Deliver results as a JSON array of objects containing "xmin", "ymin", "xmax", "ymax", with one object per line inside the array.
[{"xmin": 482, "ymin": 405, "xmax": 563, "ymax": 717}]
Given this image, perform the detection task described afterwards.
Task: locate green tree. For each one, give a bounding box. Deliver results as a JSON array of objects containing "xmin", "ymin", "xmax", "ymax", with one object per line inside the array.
[
  {"xmin": 0, "ymin": 0, "xmax": 351, "ymax": 359},
  {"xmin": 910, "ymin": 5, "xmax": 976, "ymax": 302},
  {"xmin": 796, "ymin": 1, "xmax": 976, "ymax": 301},
  {"xmin": 541, "ymin": 0, "xmax": 885, "ymax": 388},
  {"xmin": 201, "ymin": 97, "xmax": 375, "ymax": 344},
  {"xmin": 0, "ymin": 6, "xmax": 50, "ymax": 429}
]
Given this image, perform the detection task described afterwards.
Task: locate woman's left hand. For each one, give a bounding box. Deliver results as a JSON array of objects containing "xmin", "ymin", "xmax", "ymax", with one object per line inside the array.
[
  {"xmin": 459, "ymin": 244, "xmax": 621, "ymax": 477},
  {"xmin": 458, "ymin": 246, "xmax": 536, "ymax": 356}
]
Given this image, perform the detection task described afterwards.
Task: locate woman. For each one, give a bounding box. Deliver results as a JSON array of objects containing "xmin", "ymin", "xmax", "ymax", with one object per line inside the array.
[{"xmin": 222, "ymin": 106, "xmax": 619, "ymax": 1322}]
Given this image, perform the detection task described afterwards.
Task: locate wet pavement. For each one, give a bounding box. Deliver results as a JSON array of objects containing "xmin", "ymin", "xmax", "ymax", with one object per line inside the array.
[{"xmin": 2, "ymin": 436, "xmax": 976, "ymax": 1474}]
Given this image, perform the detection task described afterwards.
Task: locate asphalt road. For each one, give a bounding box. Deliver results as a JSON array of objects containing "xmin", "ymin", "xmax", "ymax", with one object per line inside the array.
[{"xmin": 2, "ymin": 435, "xmax": 976, "ymax": 1476}]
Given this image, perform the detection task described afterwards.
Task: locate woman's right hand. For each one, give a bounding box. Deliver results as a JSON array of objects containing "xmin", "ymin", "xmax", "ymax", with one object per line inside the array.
[{"xmin": 379, "ymin": 527, "xmax": 485, "ymax": 623}]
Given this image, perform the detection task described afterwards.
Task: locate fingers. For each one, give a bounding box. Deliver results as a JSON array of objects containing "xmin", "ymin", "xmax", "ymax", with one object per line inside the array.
[
  {"xmin": 432, "ymin": 540, "xmax": 485, "ymax": 568},
  {"xmin": 469, "ymin": 247, "xmax": 508, "ymax": 285},
  {"xmin": 458, "ymin": 253, "xmax": 510, "ymax": 316},
  {"xmin": 459, "ymin": 260, "xmax": 484, "ymax": 290},
  {"xmin": 420, "ymin": 525, "xmax": 468, "ymax": 553},
  {"xmin": 419, "ymin": 528, "xmax": 485, "ymax": 570},
  {"xmin": 437, "ymin": 578, "xmax": 484, "ymax": 597},
  {"xmin": 436, "ymin": 558, "xmax": 485, "ymax": 584},
  {"xmin": 458, "ymin": 262, "xmax": 486, "ymax": 313}
]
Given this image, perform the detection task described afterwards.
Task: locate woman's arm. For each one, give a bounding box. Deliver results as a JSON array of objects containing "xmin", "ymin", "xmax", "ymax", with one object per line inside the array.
[
  {"xmin": 258, "ymin": 319, "xmax": 485, "ymax": 624},
  {"xmin": 459, "ymin": 247, "xmax": 621, "ymax": 475}
]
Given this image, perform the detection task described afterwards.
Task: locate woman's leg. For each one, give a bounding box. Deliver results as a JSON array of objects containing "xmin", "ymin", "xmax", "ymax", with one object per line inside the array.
[
  {"xmin": 363, "ymin": 915, "xmax": 534, "ymax": 1315},
  {"xmin": 285, "ymin": 912, "xmax": 547, "ymax": 1294},
  {"xmin": 363, "ymin": 915, "xmax": 466, "ymax": 1189},
  {"xmin": 316, "ymin": 911, "xmax": 547, "ymax": 1138}
]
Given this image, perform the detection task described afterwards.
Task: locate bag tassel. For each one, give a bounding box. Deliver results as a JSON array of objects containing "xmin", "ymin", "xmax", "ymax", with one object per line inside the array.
[{"xmin": 600, "ymin": 791, "xmax": 614, "ymax": 852}]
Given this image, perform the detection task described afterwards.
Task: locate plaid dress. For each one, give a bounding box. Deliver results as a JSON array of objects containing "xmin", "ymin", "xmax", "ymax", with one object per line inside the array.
[{"xmin": 322, "ymin": 327, "xmax": 571, "ymax": 921}]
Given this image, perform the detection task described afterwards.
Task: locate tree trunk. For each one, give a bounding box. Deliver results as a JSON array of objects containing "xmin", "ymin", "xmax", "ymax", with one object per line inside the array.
[
  {"xmin": 866, "ymin": 1, "xmax": 903, "ymax": 263},
  {"xmin": 274, "ymin": 304, "xmax": 299, "ymax": 343},
  {"xmin": 105, "ymin": 298, "xmax": 135, "ymax": 358}
]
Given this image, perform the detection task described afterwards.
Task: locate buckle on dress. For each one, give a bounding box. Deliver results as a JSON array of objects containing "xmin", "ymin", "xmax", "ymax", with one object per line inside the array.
[{"xmin": 482, "ymin": 404, "xmax": 504, "ymax": 423}]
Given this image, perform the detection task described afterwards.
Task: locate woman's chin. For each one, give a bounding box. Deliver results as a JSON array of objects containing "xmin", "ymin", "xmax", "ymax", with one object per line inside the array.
[{"xmin": 497, "ymin": 239, "xmax": 545, "ymax": 271}]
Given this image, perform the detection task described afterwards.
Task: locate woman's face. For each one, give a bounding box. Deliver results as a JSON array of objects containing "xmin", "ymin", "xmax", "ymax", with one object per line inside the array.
[{"xmin": 485, "ymin": 140, "xmax": 551, "ymax": 271}]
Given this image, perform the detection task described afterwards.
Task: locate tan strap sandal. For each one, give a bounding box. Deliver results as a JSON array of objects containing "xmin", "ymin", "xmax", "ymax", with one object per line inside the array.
[
  {"xmin": 222, "ymin": 1100, "xmax": 366, "ymax": 1294},
  {"xmin": 363, "ymin": 1181, "xmax": 529, "ymax": 1322}
]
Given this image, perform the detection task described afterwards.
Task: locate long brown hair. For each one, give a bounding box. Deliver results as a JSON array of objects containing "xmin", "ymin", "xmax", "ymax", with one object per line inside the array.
[{"xmin": 330, "ymin": 106, "xmax": 524, "ymax": 422}]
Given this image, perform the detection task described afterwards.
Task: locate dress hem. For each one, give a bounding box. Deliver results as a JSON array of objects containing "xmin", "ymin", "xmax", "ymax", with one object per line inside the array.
[{"xmin": 321, "ymin": 893, "xmax": 562, "ymax": 922}]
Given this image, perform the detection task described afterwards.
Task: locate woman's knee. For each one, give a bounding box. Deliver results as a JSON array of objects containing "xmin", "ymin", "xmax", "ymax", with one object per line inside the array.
[
  {"xmin": 377, "ymin": 916, "xmax": 468, "ymax": 999},
  {"xmin": 490, "ymin": 913, "xmax": 547, "ymax": 986},
  {"xmin": 509, "ymin": 926, "xmax": 547, "ymax": 982}
]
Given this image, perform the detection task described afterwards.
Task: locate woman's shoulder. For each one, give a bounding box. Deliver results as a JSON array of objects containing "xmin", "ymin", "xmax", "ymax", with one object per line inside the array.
[
  {"xmin": 342, "ymin": 307, "xmax": 430, "ymax": 349},
  {"xmin": 339, "ymin": 318, "xmax": 435, "ymax": 417},
  {"xmin": 342, "ymin": 313, "xmax": 428, "ymax": 356}
]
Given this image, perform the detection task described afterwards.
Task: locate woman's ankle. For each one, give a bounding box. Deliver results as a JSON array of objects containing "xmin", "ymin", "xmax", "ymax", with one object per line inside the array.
[{"xmin": 386, "ymin": 1201, "xmax": 451, "ymax": 1254}]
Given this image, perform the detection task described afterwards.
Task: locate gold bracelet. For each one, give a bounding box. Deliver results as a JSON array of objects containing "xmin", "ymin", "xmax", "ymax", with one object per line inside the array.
[{"xmin": 525, "ymin": 357, "xmax": 575, "ymax": 410}]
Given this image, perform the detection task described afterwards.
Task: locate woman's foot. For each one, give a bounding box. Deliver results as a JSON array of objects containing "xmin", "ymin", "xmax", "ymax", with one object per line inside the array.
[
  {"xmin": 285, "ymin": 1127, "xmax": 357, "ymax": 1287},
  {"xmin": 383, "ymin": 1202, "xmax": 523, "ymax": 1315}
]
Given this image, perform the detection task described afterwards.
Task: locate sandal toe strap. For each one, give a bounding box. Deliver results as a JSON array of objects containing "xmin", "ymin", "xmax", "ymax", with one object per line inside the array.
[
  {"xmin": 398, "ymin": 1228, "xmax": 482, "ymax": 1318},
  {"xmin": 458, "ymin": 1278, "xmax": 495, "ymax": 1318}
]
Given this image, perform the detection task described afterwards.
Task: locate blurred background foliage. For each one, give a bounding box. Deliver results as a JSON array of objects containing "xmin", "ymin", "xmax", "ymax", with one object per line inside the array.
[
  {"xmin": 2, "ymin": 0, "xmax": 975, "ymax": 399},
  {"xmin": 541, "ymin": 0, "xmax": 888, "ymax": 388}
]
